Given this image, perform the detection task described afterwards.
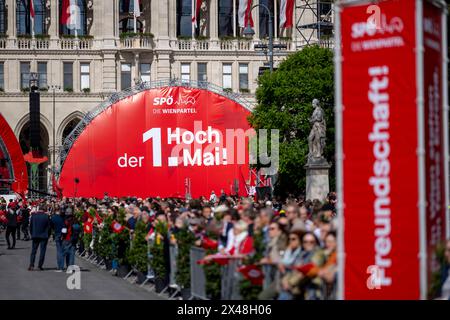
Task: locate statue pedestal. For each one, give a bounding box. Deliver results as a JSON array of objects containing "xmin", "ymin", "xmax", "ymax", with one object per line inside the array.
[{"xmin": 304, "ymin": 160, "xmax": 331, "ymax": 202}]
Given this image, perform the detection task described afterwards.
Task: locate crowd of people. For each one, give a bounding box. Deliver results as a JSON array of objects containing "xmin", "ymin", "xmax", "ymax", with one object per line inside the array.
[{"xmin": 1, "ymin": 191, "xmax": 450, "ymax": 300}]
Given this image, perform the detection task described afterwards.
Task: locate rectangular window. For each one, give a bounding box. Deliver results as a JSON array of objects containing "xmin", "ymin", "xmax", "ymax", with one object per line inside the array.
[
  {"xmin": 63, "ymin": 62, "xmax": 73, "ymax": 91},
  {"xmin": 20, "ymin": 62, "xmax": 30, "ymax": 90},
  {"xmin": 181, "ymin": 63, "xmax": 190, "ymax": 83},
  {"xmin": 222, "ymin": 63, "xmax": 232, "ymax": 89},
  {"xmin": 0, "ymin": 62, "xmax": 4, "ymax": 90},
  {"xmin": 197, "ymin": 63, "xmax": 207, "ymax": 83},
  {"xmin": 177, "ymin": 0, "xmax": 192, "ymax": 37},
  {"xmin": 121, "ymin": 63, "xmax": 132, "ymax": 90},
  {"xmin": 140, "ymin": 63, "xmax": 151, "ymax": 83},
  {"xmin": 80, "ymin": 63, "xmax": 90, "ymax": 90},
  {"xmin": 37, "ymin": 62, "xmax": 47, "ymax": 89},
  {"xmin": 239, "ymin": 63, "xmax": 249, "ymax": 91}
]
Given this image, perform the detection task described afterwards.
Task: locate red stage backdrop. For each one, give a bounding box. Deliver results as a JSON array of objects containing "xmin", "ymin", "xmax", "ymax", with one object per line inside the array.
[
  {"xmin": 337, "ymin": 0, "xmax": 448, "ymax": 299},
  {"xmin": 59, "ymin": 87, "xmax": 252, "ymax": 198},
  {"xmin": 0, "ymin": 113, "xmax": 28, "ymax": 195}
]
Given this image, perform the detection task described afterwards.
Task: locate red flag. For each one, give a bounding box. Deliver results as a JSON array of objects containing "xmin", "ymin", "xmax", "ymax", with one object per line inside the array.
[
  {"xmin": 201, "ymin": 236, "xmax": 218, "ymax": 250},
  {"xmin": 292, "ymin": 263, "xmax": 315, "ymax": 275},
  {"xmin": 196, "ymin": 254, "xmax": 233, "ymax": 266},
  {"xmin": 51, "ymin": 173, "xmax": 63, "ymax": 199},
  {"xmin": 192, "ymin": 0, "xmax": 202, "ymax": 26},
  {"xmin": 210, "ymin": 254, "xmax": 233, "ymax": 265},
  {"xmin": 86, "ymin": 216, "xmax": 94, "ymax": 225},
  {"xmin": 83, "ymin": 222, "xmax": 93, "ymax": 234},
  {"xmin": 279, "ymin": 0, "xmax": 294, "ymax": 29},
  {"xmin": 111, "ymin": 220, "xmax": 125, "ymax": 233},
  {"xmin": 95, "ymin": 212, "xmax": 103, "ymax": 224},
  {"xmin": 30, "ymin": 0, "xmax": 35, "ymax": 18},
  {"xmin": 60, "ymin": 0, "xmax": 74, "ymax": 26},
  {"xmin": 238, "ymin": 0, "xmax": 254, "ymax": 28},
  {"xmin": 238, "ymin": 264, "xmax": 264, "ymax": 285}
]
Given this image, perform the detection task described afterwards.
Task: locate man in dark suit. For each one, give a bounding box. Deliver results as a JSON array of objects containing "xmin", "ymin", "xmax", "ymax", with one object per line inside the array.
[{"xmin": 28, "ymin": 203, "xmax": 50, "ymax": 271}]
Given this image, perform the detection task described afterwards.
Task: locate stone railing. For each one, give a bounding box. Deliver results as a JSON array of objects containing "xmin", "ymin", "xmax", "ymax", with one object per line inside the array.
[
  {"xmin": 12, "ymin": 38, "xmax": 50, "ymax": 49},
  {"xmin": 0, "ymin": 36, "xmax": 316, "ymax": 51},
  {"xmin": 0, "ymin": 37, "xmax": 94, "ymax": 50},
  {"xmin": 119, "ymin": 35, "xmax": 153, "ymax": 50},
  {"xmin": 59, "ymin": 38, "xmax": 93, "ymax": 50}
]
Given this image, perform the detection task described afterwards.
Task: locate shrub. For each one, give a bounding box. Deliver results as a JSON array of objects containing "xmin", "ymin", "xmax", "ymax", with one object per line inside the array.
[
  {"xmin": 175, "ymin": 227, "xmax": 196, "ymax": 288},
  {"xmin": 127, "ymin": 220, "xmax": 149, "ymax": 273}
]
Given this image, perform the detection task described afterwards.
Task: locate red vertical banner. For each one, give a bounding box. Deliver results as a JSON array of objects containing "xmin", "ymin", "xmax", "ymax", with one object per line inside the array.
[
  {"xmin": 422, "ymin": 0, "xmax": 448, "ymax": 298},
  {"xmin": 338, "ymin": 0, "xmax": 421, "ymax": 299}
]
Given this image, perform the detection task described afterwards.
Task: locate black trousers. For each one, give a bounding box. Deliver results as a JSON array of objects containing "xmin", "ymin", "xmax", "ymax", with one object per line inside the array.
[
  {"xmin": 16, "ymin": 223, "xmax": 22, "ymax": 239},
  {"xmin": 5, "ymin": 226, "xmax": 17, "ymax": 248},
  {"xmin": 29, "ymin": 238, "xmax": 48, "ymax": 268},
  {"xmin": 22, "ymin": 223, "xmax": 30, "ymax": 240}
]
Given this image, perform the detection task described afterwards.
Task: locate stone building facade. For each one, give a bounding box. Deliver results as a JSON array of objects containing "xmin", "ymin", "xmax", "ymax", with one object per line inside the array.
[{"xmin": 0, "ymin": 0, "xmax": 332, "ymax": 190}]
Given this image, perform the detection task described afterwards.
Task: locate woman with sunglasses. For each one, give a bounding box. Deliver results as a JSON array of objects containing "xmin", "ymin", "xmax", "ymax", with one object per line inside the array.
[
  {"xmin": 257, "ymin": 222, "xmax": 288, "ymax": 299},
  {"xmin": 277, "ymin": 230, "xmax": 303, "ymax": 300},
  {"xmin": 281, "ymin": 232, "xmax": 326, "ymax": 300}
]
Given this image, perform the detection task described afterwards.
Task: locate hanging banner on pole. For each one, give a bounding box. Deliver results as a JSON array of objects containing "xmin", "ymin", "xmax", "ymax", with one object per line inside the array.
[{"xmin": 336, "ymin": 0, "xmax": 448, "ymax": 300}]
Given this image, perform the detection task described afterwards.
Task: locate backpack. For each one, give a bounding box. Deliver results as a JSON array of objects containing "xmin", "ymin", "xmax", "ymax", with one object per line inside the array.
[{"xmin": 71, "ymin": 223, "xmax": 81, "ymax": 244}]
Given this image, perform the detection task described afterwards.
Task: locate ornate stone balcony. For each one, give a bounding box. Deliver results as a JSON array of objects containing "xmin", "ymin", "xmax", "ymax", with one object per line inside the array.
[
  {"xmin": 0, "ymin": 37, "xmax": 94, "ymax": 50},
  {"xmin": 119, "ymin": 35, "xmax": 154, "ymax": 51}
]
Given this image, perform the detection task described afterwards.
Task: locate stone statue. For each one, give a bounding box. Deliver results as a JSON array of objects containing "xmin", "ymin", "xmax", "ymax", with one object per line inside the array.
[{"xmin": 307, "ymin": 99, "xmax": 327, "ymax": 163}]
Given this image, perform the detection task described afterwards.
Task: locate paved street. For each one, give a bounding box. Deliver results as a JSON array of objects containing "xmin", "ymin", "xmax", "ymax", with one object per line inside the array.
[{"xmin": 0, "ymin": 230, "xmax": 162, "ymax": 300}]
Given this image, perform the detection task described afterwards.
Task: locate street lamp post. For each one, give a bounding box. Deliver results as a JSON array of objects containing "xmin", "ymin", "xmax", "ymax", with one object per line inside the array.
[
  {"xmin": 243, "ymin": 4, "xmax": 273, "ymax": 73},
  {"xmin": 49, "ymin": 85, "xmax": 61, "ymax": 173}
]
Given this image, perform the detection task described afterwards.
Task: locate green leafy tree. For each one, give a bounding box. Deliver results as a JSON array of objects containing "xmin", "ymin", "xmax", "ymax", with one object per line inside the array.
[
  {"xmin": 175, "ymin": 228, "xmax": 196, "ymax": 288},
  {"xmin": 127, "ymin": 220, "xmax": 149, "ymax": 273},
  {"xmin": 248, "ymin": 45, "xmax": 335, "ymax": 195}
]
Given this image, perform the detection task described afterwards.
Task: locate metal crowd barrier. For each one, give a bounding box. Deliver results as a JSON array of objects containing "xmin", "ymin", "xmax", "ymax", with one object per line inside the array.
[
  {"xmin": 189, "ymin": 247, "xmax": 208, "ymax": 300},
  {"xmin": 262, "ymin": 264, "xmax": 276, "ymax": 290},
  {"xmin": 221, "ymin": 259, "xmax": 242, "ymax": 300},
  {"xmin": 168, "ymin": 244, "xmax": 180, "ymax": 299}
]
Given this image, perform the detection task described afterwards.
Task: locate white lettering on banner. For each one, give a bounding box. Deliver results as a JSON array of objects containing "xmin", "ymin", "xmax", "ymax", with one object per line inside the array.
[
  {"xmin": 352, "ymin": 14, "xmax": 404, "ymax": 39},
  {"xmin": 167, "ymin": 125, "xmax": 221, "ymax": 145},
  {"xmin": 368, "ymin": 65, "xmax": 392, "ymax": 288}
]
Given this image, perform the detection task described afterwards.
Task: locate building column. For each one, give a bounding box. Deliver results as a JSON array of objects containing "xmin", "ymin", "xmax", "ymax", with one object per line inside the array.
[
  {"xmin": 133, "ymin": 53, "xmax": 140, "ymax": 84},
  {"xmin": 102, "ymin": 51, "xmax": 118, "ymax": 92},
  {"xmin": 254, "ymin": 0, "xmax": 260, "ymax": 39},
  {"xmin": 48, "ymin": 0, "xmax": 58, "ymax": 38},
  {"xmin": 100, "ymin": 0, "xmax": 116, "ymax": 48},
  {"xmin": 210, "ymin": 0, "xmax": 218, "ymax": 40},
  {"xmin": 155, "ymin": 51, "xmax": 172, "ymax": 80},
  {"xmin": 6, "ymin": 0, "xmax": 15, "ymax": 36}
]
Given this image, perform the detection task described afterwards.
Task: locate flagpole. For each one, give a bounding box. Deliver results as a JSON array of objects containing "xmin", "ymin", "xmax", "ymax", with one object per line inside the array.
[
  {"xmin": 192, "ymin": 0, "xmax": 195, "ymax": 38},
  {"xmin": 30, "ymin": 0, "xmax": 34, "ymax": 39},
  {"xmin": 31, "ymin": 17, "xmax": 35, "ymax": 39}
]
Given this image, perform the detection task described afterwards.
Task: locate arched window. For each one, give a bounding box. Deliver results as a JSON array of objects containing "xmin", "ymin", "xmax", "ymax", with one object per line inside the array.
[
  {"xmin": 119, "ymin": 18, "xmax": 143, "ymax": 33},
  {"xmin": 62, "ymin": 118, "xmax": 81, "ymax": 143},
  {"xmin": 177, "ymin": 0, "xmax": 192, "ymax": 37},
  {"xmin": 59, "ymin": 0, "xmax": 87, "ymax": 36},
  {"xmin": 0, "ymin": 0, "xmax": 6, "ymax": 35},
  {"xmin": 17, "ymin": 0, "xmax": 46, "ymax": 36}
]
